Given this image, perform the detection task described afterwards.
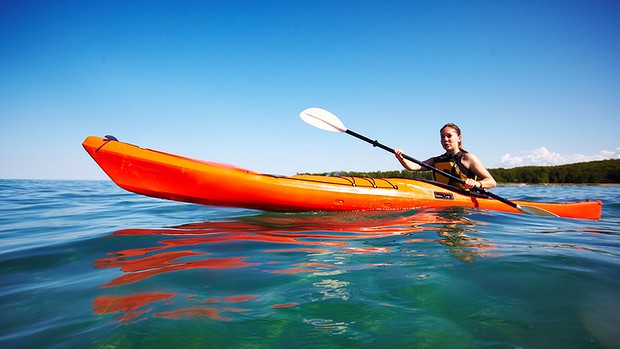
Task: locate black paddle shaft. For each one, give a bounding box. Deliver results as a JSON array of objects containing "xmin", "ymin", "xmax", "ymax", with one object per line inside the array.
[{"xmin": 344, "ymin": 129, "xmax": 520, "ymax": 209}]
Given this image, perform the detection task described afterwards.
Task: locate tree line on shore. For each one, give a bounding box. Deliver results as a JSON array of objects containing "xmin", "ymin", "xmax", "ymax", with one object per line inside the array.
[{"xmin": 309, "ymin": 159, "xmax": 620, "ymax": 184}]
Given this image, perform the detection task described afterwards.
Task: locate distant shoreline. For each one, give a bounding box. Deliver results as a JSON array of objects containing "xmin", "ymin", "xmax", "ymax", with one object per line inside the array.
[{"xmin": 309, "ymin": 159, "xmax": 619, "ymax": 185}]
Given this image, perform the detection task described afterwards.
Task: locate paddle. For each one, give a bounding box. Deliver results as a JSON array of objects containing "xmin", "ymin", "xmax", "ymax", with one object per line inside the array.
[{"xmin": 300, "ymin": 107, "xmax": 558, "ymax": 217}]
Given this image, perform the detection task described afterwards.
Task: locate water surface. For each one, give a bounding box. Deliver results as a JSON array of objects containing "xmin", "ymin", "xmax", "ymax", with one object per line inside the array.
[{"xmin": 1, "ymin": 180, "xmax": 619, "ymax": 348}]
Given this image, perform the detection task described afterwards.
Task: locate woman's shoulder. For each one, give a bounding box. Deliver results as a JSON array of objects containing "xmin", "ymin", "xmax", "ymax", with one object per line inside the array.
[{"xmin": 460, "ymin": 151, "xmax": 480, "ymax": 164}]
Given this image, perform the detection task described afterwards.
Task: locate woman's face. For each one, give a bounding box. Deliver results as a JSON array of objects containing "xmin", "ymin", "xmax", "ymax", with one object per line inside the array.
[{"xmin": 440, "ymin": 127, "xmax": 461, "ymax": 153}]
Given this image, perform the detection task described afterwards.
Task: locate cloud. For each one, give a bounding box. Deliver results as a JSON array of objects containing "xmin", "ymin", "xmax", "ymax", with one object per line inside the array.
[{"xmin": 500, "ymin": 147, "xmax": 620, "ymax": 168}]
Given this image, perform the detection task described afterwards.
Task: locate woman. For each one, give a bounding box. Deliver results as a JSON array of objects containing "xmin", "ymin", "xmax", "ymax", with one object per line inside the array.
[{"xmin": 395, "ymin": 123, "xmax": 496, "ymax": 190}]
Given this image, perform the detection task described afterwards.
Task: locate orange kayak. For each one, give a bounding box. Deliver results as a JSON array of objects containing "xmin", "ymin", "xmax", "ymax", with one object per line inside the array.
[{"xmin": 82, "ymin": 136, "xmax": 602, "ymax": 220}]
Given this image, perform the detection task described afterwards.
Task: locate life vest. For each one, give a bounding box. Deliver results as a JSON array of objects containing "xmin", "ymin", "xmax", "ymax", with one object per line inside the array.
[{"xmin": 432, "ymin": 151, "xmax": 477, "ymax": 188}]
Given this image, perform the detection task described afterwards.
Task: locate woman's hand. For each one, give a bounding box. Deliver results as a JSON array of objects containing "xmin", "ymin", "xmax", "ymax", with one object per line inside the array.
[{"xmin": 464, "ymin": 178, "xmax": 482, "ymax": 190}]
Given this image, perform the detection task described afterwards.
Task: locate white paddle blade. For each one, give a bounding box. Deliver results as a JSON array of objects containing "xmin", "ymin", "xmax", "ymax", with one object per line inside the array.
[
  {"xmin": 517, "ymin": 205, "xmax": 560, "ymax": 217},
  {"xmin": 300, "ymin": 108, "xmax": 347, "ymax": 133}
]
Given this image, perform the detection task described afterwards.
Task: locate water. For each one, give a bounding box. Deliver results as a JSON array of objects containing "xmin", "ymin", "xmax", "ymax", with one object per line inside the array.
[{"xmin": 1, "ymin": 180, "xmax": 619, "ymax": 349}]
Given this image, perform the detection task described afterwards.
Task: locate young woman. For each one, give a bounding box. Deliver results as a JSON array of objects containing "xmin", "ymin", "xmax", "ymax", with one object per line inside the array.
[{"xmin": 395, "ymin": 123, "xmax": 496, "ymax": 190}]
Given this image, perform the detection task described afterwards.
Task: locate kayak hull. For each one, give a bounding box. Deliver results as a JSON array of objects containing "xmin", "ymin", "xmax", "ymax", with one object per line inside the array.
[{"xmin": 82, "ymin": 136, "xmax": 602, "ymax": 220}]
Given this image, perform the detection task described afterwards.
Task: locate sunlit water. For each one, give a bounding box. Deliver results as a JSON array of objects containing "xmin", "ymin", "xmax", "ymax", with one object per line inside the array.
[{"xmin": 1, "ymin": 180, "xmax": 619, "ymax": 348}]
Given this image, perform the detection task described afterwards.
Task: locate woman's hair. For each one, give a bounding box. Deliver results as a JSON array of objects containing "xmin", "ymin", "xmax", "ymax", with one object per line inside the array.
[{"xmin": 440, "ymin": 123, "xmax": 463, "ymax": 150}]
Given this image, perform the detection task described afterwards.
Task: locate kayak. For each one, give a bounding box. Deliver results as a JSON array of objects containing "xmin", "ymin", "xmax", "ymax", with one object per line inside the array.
[{"xmin": 82, "ymin": 136, "xmax": 602, "ymax": 220}]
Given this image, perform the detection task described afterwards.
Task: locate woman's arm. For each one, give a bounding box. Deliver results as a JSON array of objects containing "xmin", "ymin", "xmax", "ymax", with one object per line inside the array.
[
  {"xmin": 395, "ymin": 149, "xmax": 433, "ymax": 171},
  {"xmin": 462, "ymin": 153, "xmax": 497, "ymax": 189}
]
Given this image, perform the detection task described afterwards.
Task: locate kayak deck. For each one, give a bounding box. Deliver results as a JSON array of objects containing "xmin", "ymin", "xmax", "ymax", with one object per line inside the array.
[{"xmin": 82, "ymin": 136, "xmax": 602, "ymax": 220}]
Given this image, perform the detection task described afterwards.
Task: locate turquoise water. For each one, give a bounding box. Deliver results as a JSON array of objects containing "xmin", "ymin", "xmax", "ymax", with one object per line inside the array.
[{"xmin": 1, "ymin": 180, "xmax": 619, "ymax": 349}]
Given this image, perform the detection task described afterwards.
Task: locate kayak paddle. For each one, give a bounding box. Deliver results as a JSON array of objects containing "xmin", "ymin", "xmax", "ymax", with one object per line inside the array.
[{"xmin": 300, "ymin": 107, "xmax": 559, "ymax": 217}]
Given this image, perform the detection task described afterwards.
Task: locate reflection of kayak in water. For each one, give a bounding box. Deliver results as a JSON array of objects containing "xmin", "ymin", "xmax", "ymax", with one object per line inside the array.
[
  {"xmin": 108, "ymin": 210, "xmax": 449, "ymax": 246},
  {"xmin": 93, "ymin": 210, "xmax": 467, "ymax": 287},
  {"xmin": 91, "ymin": 211, "xmax": 492, "ymax": 323},
  {"xmin": 83, "ymin": 136, "xmax": 602, "ymax": 220}
]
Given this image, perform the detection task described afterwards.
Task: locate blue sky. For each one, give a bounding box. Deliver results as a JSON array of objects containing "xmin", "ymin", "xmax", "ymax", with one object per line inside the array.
[{"xmin": 1, "ymin": 0, "xmax": 619, "ymax": 180}]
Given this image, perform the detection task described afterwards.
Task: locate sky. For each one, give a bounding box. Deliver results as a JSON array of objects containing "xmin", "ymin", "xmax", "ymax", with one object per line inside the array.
[{"xmin": 1, "ymin": 0, "xmax": 619, "ymax": 180}]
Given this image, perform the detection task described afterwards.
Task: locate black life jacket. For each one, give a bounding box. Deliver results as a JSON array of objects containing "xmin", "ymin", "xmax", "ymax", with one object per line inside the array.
[{"xmin": 432, "ymin": 151, "xmax": 477, "ymax": 188}]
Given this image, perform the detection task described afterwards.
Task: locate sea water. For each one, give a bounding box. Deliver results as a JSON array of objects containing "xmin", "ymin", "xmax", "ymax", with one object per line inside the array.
[{"xmin": 1, "ymin": 180, "xmax": 619, "ymax": 349}]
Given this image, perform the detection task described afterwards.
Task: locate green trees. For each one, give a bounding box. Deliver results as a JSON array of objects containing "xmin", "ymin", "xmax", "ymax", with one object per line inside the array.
[
  {"xmin": 491, "ymin": 159, "xmax": 620, "ymax": 184},
  {"xmin": 308, "ymin": 159, "xmax": 620, "ymax": 184}
]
